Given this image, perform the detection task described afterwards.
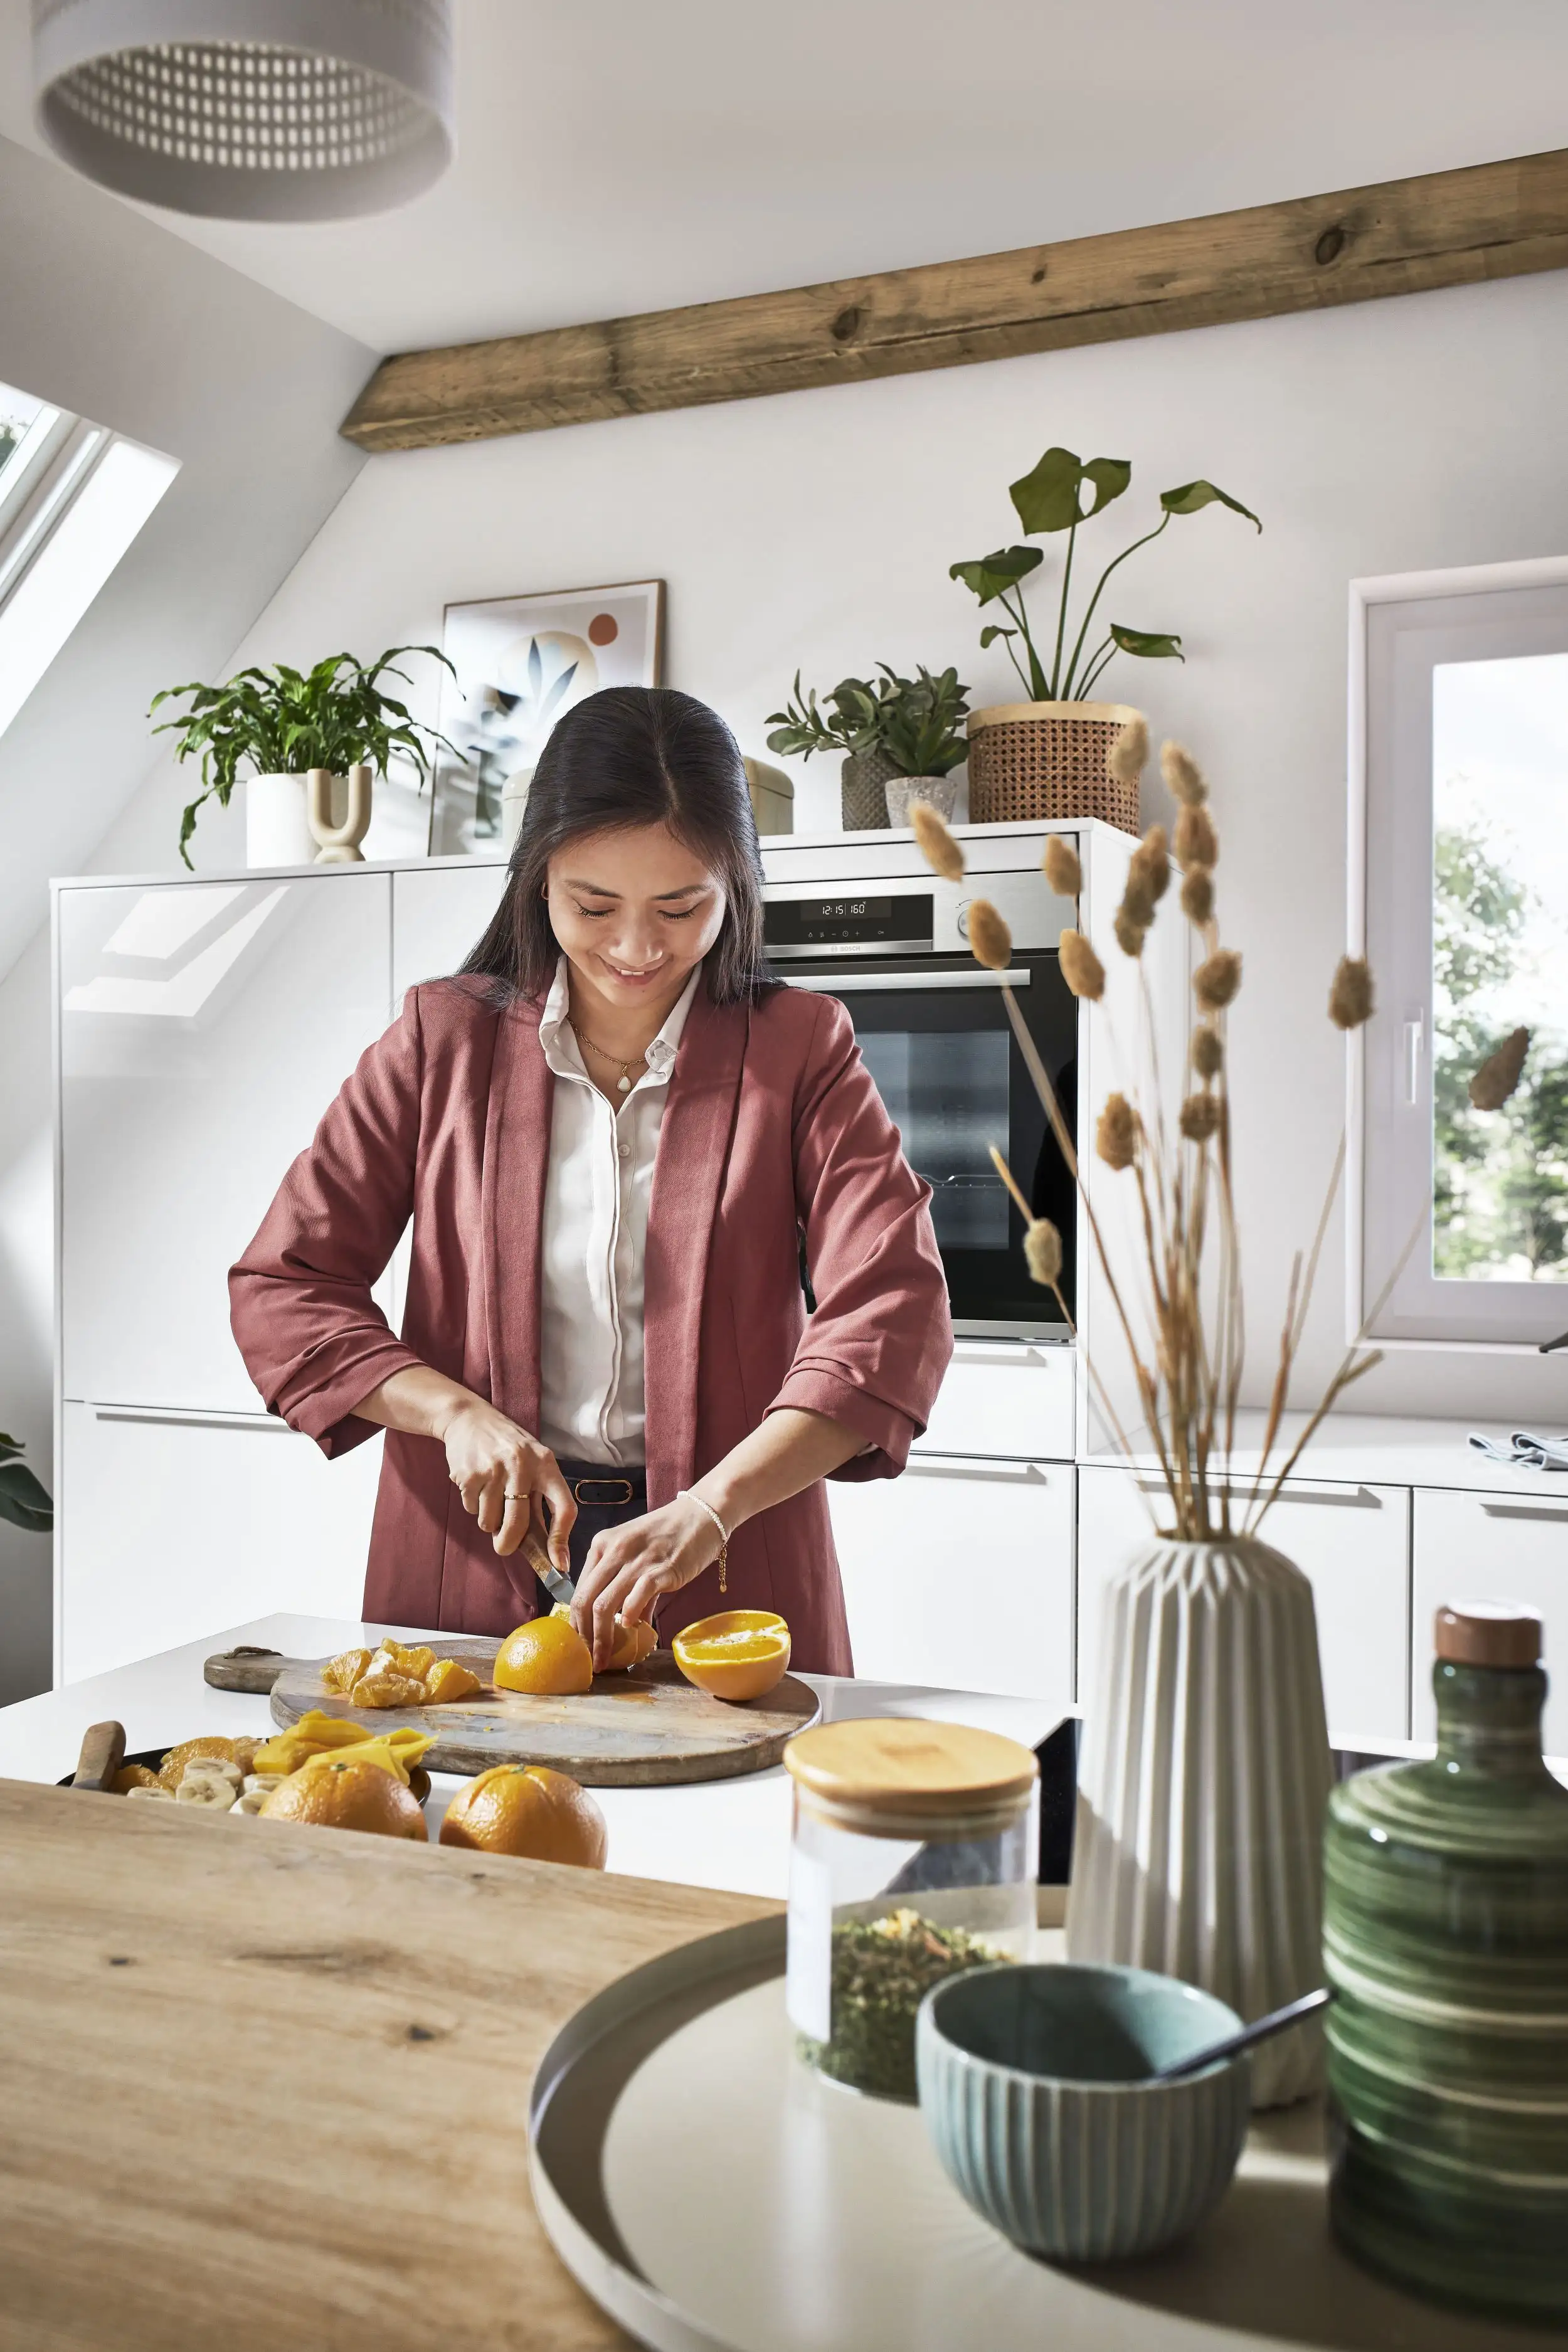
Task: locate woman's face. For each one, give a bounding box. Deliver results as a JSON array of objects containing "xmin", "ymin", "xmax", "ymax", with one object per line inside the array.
[{"xmin": 546, "ymin": 823, "xmax": 727, "ymax": 1017}]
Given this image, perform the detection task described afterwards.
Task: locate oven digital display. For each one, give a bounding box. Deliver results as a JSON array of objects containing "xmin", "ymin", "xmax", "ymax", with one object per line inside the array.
[{"xmin": 765, "ymin": 894, "xmax": 933, "ymax": 948}]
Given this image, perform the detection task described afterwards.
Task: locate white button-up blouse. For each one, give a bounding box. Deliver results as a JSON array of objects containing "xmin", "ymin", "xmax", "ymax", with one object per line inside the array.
[{"xmin": 535, "ymin": 954, "xmax": 702, "ymax": 1468}]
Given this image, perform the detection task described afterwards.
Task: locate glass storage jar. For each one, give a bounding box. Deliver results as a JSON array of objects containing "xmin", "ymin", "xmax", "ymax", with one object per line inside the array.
[{"xmin": 783, "ymin": 1717, "xmax": 1039, "ymax": 2100}]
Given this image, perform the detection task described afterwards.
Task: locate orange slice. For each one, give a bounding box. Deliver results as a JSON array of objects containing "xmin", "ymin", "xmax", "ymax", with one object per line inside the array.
[{"xmin": 672, "ymin": 1609, "xmax": 790, "ymax": 1703}]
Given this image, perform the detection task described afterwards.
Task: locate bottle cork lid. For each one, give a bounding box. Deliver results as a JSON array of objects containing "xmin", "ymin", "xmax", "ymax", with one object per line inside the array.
[
  {"xmin": 1435, "ymin": 1600, "xmax": 1542, "ymax": 1668},
  {"xmin": 783, "ymin": 1717, "xmax": 1037, "ymax": 1836}
]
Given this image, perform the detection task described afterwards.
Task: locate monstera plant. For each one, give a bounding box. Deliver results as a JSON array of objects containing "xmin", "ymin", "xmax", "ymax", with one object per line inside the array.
[
  {"xmin": 1, "ymin": 1431, "xmax": 51, "ymax": 1534},
  {"xmin": 950, "ymin": 447, "xmax": 1260, "ymax": 702}
]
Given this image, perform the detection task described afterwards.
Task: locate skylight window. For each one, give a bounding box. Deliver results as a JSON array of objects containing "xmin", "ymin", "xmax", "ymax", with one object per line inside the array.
[{"xmin": 0, "ymin": 376, "xmax": 179, "ymax": 741}]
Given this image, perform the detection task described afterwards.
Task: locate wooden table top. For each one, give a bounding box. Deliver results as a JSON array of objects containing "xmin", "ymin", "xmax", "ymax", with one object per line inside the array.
[{"xmin": 0, "ymin": 1776, "xmax": 775, "ymax": 2352}]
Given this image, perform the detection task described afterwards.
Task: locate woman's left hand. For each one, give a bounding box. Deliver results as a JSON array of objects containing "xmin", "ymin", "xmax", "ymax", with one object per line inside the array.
[{"xmin": 571, "ymin": 1495, "xmax": 722, "ymax": 1670}]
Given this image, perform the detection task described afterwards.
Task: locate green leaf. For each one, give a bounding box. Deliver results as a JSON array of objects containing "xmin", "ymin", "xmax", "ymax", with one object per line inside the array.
[
  {"xmin": 1080, "ymin": 457, "xmax": 1132, "ymax": 515},
  {"xmin": 978, "ymin": 625, "xmax": 1017, "ymax": 649},
  {"xmin": 0, "ymin": 1445, "xmax": 51, "ymax": 1532},
  {"xmin": 1009, "ymin": 447, "xmax": 1086, "ymax": 534},
  {"xmin": 1159, "ymin": 479, "xmax": 1261, "ymax": 529},
  {"xmin": 949, "ymin": 546, "xmax": 1044, "ymax": 604},
  {"xmin": 1108, "ymin": 623, "xmax": 1185, "ymax": 660}
]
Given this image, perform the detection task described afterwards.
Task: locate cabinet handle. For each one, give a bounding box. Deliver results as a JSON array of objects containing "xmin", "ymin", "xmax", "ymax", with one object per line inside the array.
[
  {"xmin": 1129, "ymin": 1474, "xmax": 1377, "ymax": 1507},
  {"xmin": 90, "ymin": 1406, "xmax": 292, "ymax": 1432},
  {"xmin": 1480, "ymin": 1499, "xmax": 1568, "ymax": 1523},
  {"xmin": 790, "ymin": 967, "xmax": 1032, "ymax": 995},
  {"xmin": 902, "ymin": 1456, "xmax": 1052, "ymax": 1483}
]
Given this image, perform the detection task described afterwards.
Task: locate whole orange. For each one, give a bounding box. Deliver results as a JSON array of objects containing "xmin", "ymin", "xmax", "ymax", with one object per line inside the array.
[
  {"xmin": 438, "ymin": 1764, "xmax": 608, "ymax": 1868},
  {"xmin": 258, "ymin": 1759, "xmax": 427, "ymax": 1840},
  {"xmin": 493, "ymin": 1614, "xmax": 593, "ymax": 1696}
]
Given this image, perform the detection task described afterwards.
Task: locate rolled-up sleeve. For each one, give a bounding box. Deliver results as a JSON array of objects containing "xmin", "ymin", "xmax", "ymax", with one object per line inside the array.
[
  {"xmin": 769, "ymin": 993, "xmax": 953, "ymax": 1479},
  {"xmin": 229, "ymin": 992, "xmax": 428, "ymax": 1456}
]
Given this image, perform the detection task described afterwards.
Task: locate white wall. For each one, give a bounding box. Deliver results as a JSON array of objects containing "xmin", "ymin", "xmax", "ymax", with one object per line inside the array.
[
  {"xmin": 135, "ymin": 264, "xmax": 1568, "ymax": 1443},
  {"xmin": 0, "ymin": 132, "xmax": 372, "ymax": 1702}
]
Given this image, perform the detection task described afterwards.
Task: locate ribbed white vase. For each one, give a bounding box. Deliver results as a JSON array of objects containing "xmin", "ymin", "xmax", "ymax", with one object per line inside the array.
[{"xmin": 1066, "ymin": 1536, "xmax": 1333, "ymax": 2108}]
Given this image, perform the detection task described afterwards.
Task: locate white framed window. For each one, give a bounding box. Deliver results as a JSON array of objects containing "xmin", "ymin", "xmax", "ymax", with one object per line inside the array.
[
  {"xmin": 1351, "ymin": 556, "xmax": 1568, "ymax": 1348},
  {"xmin": 0, "ymin": 376, "xmax": 179, "ymax": 739}
]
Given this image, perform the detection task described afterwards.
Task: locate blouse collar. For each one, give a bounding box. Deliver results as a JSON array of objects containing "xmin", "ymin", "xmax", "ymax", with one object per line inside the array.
[{"xmin": 538, "ymin": 953, "xmax": 702, "ymax": 1083}]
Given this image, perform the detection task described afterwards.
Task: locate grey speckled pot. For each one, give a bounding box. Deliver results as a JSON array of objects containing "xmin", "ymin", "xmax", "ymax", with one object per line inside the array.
[{"xmin": 917, "ymin": 1963, "xmax": 1251, "ymax": 2263}]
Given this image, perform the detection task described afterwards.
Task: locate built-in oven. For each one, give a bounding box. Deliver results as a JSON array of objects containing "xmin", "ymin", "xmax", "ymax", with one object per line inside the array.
[{"xmin": 761, "ymin": 828, "xmax": 1079, "ymax": 1337}]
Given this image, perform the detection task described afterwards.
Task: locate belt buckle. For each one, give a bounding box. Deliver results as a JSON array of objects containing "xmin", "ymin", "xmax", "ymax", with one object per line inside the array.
[{"xmin": 573, "ymin": 1476, "xmax": 635, "ymax": 1507}]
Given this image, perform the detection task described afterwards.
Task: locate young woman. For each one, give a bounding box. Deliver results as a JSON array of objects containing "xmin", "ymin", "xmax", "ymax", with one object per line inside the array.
[{"xmin": 230, "ymin": 687, "xmax": 951, "ymax": 1673}]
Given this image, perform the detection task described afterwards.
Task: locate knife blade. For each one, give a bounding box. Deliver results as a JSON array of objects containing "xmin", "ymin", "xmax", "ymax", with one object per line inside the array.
[{"xmin": 522, "ymin": 1526, "xmax": 576, "ymax": 1610}]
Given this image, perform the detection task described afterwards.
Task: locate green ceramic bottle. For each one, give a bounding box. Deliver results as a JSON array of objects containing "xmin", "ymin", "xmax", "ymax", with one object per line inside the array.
[{"xmin": 1323, "ymin": 1601, "xmax": 1568, "ymax": 2325}]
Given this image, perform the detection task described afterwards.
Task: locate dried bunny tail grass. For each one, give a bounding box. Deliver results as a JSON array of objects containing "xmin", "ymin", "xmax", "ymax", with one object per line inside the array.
[
  {"xmin": 967, "ymin": 899, "xmax": 1014, "ymax": 972},
  {"xmin": 1194, "ymin": 948, "xmax": 1242, "ymax": 1011},
  {"xmin": 1161, "ymin": 740, "xmax": 1208, "ymax": 806},
  {"xmin": 1174, "ymin": 803, "xmax": 1219, "ymax": 870},
  {"xmin": 1470, "ymin": 1025, "xmax": 1530, "ymax": 1111},
  {"xmin": 1119, "ymin": 869, "xmax": 1156, "ymax": 928},
  {"xmin": 1108, "ymin": 715, "xmax": 1149, "ymax": 786},
  {"xmin": 1042, "ymin": 835, "xmax": 1083, "ymax": 898},
  {"xmin": 911, "ymin": 802, "xmax": 965, "ymax": 882},
  {"xmin": 1024, "ymin": 1217, "xmax": 1064, "ymax": 1287},
  {"xmin": 1180, "ymin": 865, "xmax": 1215, "ymax": 926},
  {"xmin": 1179, "ymin": 1090, "xmax": 1222, "ymax": 1143},
  {"xmin": 1096, "ymin": 1091, "xmax": 1138, "ymax": 1170},
  {"xmin": 1113, "ymin": 907, "xmax": 1147, "ymax": 959},
  {"xmin": 1192, "ymin": 1024, "xmax": 1224, "ymax": 1079},
  {"xmin": 1130, "ymin": 823, "xmax": 1170, "ymax": 903},
  {"xmin": 1059, "ymin": 928, "xmax": 1106, "ymax": 1001},
  {"xmin": 1328, "ymin": 956, "xmax": 1375, "ymax": 1030}
]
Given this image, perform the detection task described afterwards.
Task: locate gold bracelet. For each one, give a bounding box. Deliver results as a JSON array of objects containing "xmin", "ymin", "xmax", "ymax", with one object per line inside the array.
[{"xmin": 679, "ymin": 1489, "xmax": 729, "ymax": 1594}]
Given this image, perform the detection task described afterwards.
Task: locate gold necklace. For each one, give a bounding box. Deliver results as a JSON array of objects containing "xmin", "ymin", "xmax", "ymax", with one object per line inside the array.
[{"xmin": 569, "ymin": 1021, "xmax": 645, "ymax": 1094}]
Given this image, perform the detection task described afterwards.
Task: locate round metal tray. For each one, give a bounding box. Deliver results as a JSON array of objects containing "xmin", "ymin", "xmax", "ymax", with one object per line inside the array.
[{"xmin": 527, "ymin": 1918, "xmax": 1513, "ymax": 2352}]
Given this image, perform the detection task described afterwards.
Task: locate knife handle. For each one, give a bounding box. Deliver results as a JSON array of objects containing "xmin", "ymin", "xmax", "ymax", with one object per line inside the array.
[{"xmin": 522, "ymin": 1526, "xmax": 574, "ymax": 1603}]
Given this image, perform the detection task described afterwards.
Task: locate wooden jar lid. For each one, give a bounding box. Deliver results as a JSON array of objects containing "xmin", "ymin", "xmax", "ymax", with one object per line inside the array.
[
  {"xmin": 783, "ymin": 1717, "xmax": 1037, "ymax": 1836},
  {"xmin": 1436, "ymin": 1601, "xmax": 1543, "ymax": 1668}
]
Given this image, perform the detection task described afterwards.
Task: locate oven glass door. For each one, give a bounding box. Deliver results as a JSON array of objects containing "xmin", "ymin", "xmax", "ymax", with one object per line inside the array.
[{"xmin": 790, "ymin": 951, "xmax": 1078, "ymax": 1332}]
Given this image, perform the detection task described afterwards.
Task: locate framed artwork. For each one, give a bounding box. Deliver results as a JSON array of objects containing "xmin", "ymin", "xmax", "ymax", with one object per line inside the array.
[{"xmin": 426, "ymin": 579, "xmax": 665, "ymax": 857}]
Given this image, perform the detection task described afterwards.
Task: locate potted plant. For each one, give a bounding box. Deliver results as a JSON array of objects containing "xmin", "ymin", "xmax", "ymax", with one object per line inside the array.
[
  {"xmin": 152, "ymin": 648, "xmax": 457, "ymax": 871},
  {"xmin": 1, "ymin": 1431, "xmax": 51, "ymax": 1534},
  {"xmin": 766, "ymin": 664, "xmax": 970, "ymax": 830},
  {"xmin": 950, "ymin": 447, "xmax": 1258, "ymax": 833}
]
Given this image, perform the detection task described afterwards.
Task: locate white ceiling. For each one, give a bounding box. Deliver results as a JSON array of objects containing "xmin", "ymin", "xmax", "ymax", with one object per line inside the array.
[{"xmin": 5, "ymin": 0, "xmax": 1568, "ymax": 354}]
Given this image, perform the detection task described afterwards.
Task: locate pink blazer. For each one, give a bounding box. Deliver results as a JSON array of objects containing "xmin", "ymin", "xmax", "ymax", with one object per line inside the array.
[{"xmin": 229, "ymin": 973, "xmax": 952, "ymax": 1673}]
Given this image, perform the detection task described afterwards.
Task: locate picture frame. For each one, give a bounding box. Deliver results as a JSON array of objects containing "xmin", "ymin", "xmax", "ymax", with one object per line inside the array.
[{"xmin": 426, "ymin": 579, "xmax": 665, "ymax": 858}]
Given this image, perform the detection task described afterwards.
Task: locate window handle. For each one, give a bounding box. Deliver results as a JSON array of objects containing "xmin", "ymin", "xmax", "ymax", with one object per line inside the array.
[{"xmin": 1403, "ymin": 1014, "xmax": 1424, "ymax": 1108}]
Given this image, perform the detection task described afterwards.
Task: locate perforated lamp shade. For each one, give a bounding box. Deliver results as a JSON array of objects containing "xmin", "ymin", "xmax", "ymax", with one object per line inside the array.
[{"xmin": 33, "ymin": 0, "xmax": 453, "ymax": 220}]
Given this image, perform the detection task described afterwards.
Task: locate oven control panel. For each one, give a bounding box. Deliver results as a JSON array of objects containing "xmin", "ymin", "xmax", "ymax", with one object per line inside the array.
[{"xmin": 764, "ymin": 894, "xmax": 933, "ymax": 954}]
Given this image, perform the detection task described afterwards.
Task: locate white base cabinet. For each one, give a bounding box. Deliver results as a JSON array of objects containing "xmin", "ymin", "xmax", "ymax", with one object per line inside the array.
[
  {"xmin": 827, "ymin": 1456, "xmax": 1074, "ymax": 1717},
  {"xmin": 1076, "ymin": 1465, "xmax": 1412, "ymax": 1750},
  {"xmin": 916, "ymin": 1338, "xmax": 1074, "ymax": 1461},
  {"xmin": 1412, "ymin": 1488, "xmax": 1568, "ymax": 1755},
  {"xmin": 59, "ymin": 1404, "xmax": 382, "ymax": 1684}
]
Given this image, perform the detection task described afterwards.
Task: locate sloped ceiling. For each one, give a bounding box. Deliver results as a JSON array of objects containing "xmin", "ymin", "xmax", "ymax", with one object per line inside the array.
[
  {"xmin": 6, "ymin": 0, "xmax": 1568, "ymax": 352},
  {"xmin": 0, "ymin": 134, "xmax": 372, "ymax": 985}
]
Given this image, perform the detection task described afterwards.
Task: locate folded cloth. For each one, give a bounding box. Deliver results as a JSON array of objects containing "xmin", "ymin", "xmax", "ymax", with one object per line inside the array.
[{"xmin": 1468, "ymin": 1429, "xmax": 1568, "ymax": 1471}]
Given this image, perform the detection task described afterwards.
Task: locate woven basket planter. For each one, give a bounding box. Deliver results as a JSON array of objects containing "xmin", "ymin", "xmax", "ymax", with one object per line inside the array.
[{"xmin": 967, "ymin": 701, "xmax": 1142, "ymax": 834}]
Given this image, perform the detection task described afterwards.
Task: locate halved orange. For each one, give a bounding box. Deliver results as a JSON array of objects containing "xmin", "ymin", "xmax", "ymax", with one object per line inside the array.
[
  {"xmin": 494, "ymin": 1614, "xmax": 593, "ymax": 1696},
  {"xmin": 672, "ymin": 1609, "xmax": 790, "ymax": 1703}
]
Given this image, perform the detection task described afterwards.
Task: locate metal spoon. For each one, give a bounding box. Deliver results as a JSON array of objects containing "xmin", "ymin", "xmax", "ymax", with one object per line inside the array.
[{"xmin": 1151, "ymin": 1985, "xmax": 1333, "ymax": 2082}]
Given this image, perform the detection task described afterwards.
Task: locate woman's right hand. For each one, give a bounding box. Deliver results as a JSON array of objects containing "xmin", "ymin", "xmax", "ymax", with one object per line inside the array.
[{"xmin": 439, "ymin": 1397, "xmax": 576, "ymax": 1567}]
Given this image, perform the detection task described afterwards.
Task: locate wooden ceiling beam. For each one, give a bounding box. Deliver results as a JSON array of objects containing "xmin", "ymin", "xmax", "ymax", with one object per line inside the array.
[{"xmin": 341, "ymin": 148, "xmax": 1568, "ymax": 452}]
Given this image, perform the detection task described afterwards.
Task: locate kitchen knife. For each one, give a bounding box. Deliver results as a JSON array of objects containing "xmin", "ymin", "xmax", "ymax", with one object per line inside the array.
[{"xmin": 522, "ymin": 1526, "xmax": 576, "ymax": 1610}]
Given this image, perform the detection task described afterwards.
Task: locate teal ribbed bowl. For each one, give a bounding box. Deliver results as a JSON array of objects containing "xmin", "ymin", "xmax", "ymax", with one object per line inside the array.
[{"xmin": 916, "ymin": 1963, "xmax": 1251, "ymax": 2262}]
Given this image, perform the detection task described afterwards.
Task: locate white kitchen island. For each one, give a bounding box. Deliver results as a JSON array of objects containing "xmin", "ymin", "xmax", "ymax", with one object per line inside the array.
[{"xmin": 0, "ymin": 1611, "xmax": 1062, "ymax": 1899}]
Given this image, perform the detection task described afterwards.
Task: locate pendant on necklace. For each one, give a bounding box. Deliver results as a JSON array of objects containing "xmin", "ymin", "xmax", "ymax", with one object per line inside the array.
[{"xmin": 617, "ymin": 1074, "xmax": 631, "ymax": 1093}]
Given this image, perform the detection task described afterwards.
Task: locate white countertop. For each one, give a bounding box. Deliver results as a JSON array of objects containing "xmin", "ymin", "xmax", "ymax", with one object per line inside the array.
[
  {"xmin": 1083, "ymin": 1408, "xmax": 1568, "ymax": 1500},
  {"xmin": 0, "ymin": 1613, "xmax": 1064, "ymax": 1902}
]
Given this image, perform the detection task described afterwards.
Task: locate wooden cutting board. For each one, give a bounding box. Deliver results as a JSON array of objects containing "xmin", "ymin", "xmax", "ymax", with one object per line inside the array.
[{"xmin": 262, "ymin": 1639, "xmax": 818, "ymax": 1785}]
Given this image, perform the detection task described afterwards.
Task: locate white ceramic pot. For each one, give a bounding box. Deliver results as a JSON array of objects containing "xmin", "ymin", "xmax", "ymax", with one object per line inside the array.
[
  {"xmin": 246, "ymin": 771, "xmax": 315, "ymax": 869},
  {"xmin": 1066, "ymin": 1535, "xmax": 1334, "ymax": 2108}
]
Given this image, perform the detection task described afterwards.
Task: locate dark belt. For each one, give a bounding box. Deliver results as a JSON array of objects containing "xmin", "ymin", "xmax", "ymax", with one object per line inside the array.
[{"xmin": 567, "ymin": 1474, "xmax": 637, "ymax": 1505}]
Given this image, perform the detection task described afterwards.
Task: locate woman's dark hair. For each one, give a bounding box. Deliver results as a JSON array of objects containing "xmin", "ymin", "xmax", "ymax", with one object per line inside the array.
[{"xmin": 461, "ymin": 686, "xmax": 771, "ymax": 1005}]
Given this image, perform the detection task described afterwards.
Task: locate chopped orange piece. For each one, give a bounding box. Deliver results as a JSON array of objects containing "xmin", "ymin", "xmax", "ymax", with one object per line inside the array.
[
  {"xmin": 157, "ymin": 1736, "xmax": 239, "ymax": 1791},
  {"xmin": 112, "ymin": 1763, "xmax": 162, "ymax": 1794},
  {"xmin": 423, "ymin": 1657, "xmax": 482, "ymax": 1703},
  {"xmin": 375, "ymin": 1638, "xmax": 435, "ymax": 1679},
  {"xmin": 322, "ymin": 1646, "xmax": 372, "ymax": 1694}
]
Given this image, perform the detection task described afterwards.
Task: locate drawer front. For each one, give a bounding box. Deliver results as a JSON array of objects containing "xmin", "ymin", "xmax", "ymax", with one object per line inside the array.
[
  {"xmin": 1413, "ymin": 1489, "xmax": 1568, "ymax": 1754},
  {"xmin": 827, "ymin": 1456, "xmax": 1074, "ymax": 1712},
  {"xmin": 916, "ymin": 1340, "xmax": 1074, "ymax": 1461},
  {"xmin": 1076, "ymin": 1466, "xmax": 1412, "ymax": 1749}
]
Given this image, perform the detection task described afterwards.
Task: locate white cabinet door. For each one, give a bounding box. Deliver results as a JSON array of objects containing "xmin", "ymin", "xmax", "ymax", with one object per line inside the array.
[
  {"xmin": 918, "ymin": 1338, "xmax": 1074, "ymax": 1461},
  {"xmin": 1076, "ymin": 1465, "xmax": 1412, "ymax": 1749},
  {"xmin": 59, "ymin": 1403, "xmax": 383, "ymax": 1682},
  {"xmin": 60, "ymin": 872, "xmax": 393, "ymax": 1414},
  {"xmin": 1413, "ymin": 1490, "xmax": 1568, "ymax": 1755},
  {"xmin": 393, "ymin": 863, "xmax": 509, "ymax": 1000},
  {"xmin": 827, "ymin": 1456, "xmax": 1074, "ymax": 1714}
]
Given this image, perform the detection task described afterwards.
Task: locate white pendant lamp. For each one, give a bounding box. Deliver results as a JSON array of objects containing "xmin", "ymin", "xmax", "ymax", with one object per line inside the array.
[{"xmin": 32, "ymin": 1, "xmax": 454, "ymax": 220}]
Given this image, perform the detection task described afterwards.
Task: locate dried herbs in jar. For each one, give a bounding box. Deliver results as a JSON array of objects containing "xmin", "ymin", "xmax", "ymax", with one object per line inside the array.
[{"xmin": 798, "ymin": 1907, "xmax": 1005, "ymax": 2100}]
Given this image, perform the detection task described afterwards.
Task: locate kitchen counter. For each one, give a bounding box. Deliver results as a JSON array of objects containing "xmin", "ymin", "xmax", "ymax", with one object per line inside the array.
[{"xmin": 1084, "ymin": 1407, "xmax": 1568, "ymax": 1499}]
